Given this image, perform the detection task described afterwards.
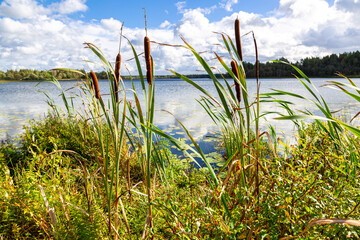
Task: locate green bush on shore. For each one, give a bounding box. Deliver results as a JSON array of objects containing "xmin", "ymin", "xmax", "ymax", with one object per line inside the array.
[{"xmin": 1, "ymin": 114, "xmax": 359, "ymax": 239}]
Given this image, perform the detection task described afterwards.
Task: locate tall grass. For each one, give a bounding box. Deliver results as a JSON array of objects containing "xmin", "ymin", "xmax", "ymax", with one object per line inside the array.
[
  {"xmin": 141, "ymin": 19, "xmax": 274, "ymax": 237},
  {"xmin": 123, "ymin": 10, "xmax": 157, "ymax": 235}
]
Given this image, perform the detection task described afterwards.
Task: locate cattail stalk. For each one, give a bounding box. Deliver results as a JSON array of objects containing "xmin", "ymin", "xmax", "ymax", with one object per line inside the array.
[
  {"xmin": 143, "ymin": 8, "xmax": 154, "ymax": 239},
  {"xmin": 114, "ymin": 22, "xmax": 124, "ymax": 103},
  {"xmin": 252, "ymin": 31, "xmax": 260, "ymax": 206},
  {"xmin": 235, "ymin": 17, "xmax": 243, "ymax": 61},
  {"xmin": 90, "ymin": 71, "xmax": 100, "ymax": 99},
  {"xmin": 231, "ymin": 60, "xmax": 241, "ymax": 103}
]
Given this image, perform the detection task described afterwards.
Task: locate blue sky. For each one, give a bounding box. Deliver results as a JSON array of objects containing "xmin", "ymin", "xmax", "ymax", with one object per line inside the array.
[
  {"xmin": 78, "ymin": 0, "xmax": 281, "ymax": 28},
  {"xmin": 0, "ymin": 0, "xmax": 359, "ymax": 74},
  {"xmin": 37, "ymin": 0, "xmax": 334, "ymax": 27}
]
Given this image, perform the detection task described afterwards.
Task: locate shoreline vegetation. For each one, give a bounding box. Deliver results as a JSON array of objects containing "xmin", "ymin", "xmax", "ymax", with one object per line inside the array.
[
  {"xmin": 1, "ymin": 51, "xmax": 360, "ymax": 81},
  {"xmin": 2, "ymin": 16, "xmax": 360, "ymax": 239}
]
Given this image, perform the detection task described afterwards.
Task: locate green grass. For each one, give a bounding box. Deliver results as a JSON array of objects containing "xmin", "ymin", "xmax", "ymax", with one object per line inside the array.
[{"xmin": 1, "ymin": 116, "xmax": 360, "ymax": 239}]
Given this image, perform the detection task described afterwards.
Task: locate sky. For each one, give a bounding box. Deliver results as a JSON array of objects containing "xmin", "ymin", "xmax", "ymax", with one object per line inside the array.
[{"xmin": 0, "ymin": 0, "xmax": 359, "ymax": 74}]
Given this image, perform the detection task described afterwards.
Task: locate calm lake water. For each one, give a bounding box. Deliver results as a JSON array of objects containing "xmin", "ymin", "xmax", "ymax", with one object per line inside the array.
[{"xmin": 1, "ymin": 78, "xmax": 360, "ymax": 147}]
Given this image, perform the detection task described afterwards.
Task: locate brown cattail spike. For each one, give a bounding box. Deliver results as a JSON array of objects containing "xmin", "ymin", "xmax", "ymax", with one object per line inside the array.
[
  {"xmin": 90, "ymin": 71, "xmax": 100, "ymax": 99},
  {"xmin": 114, "ymin": 53, "xmax": 121, "ymax": 102},
  {"xmin": 231, "ymin": 60, "xmax": 241, "ymax": 103},
  {"xmin": 144, "ymin": 36, "xmax": 152, "ymax": 85},
  {"xmin": 115, "ymin": 53, "xmax": 121, "ymax": 82},
  {"xmin": 235, "ymin": 17, "xmax": 243, "ymax": 61}
]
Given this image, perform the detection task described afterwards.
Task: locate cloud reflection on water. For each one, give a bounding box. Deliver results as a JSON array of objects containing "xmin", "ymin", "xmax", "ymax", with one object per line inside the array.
[{"xmin": 1, "ymin": 78, "xmax": 360, "ymax": 150}]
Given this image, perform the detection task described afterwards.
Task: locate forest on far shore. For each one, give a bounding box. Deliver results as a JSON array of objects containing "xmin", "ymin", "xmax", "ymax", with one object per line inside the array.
[{"xmin": 1, "ymin": 51, "xmax": 359, "ymax": 81}]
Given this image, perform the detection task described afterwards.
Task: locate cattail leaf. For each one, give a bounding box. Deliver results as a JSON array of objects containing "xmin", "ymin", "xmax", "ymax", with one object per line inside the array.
[
  {"xmin": 227, "ymin": 35, "xmax": 245, "ymax": 74},
  {"xmin": 274, "ymin": 115, "xmax": 331, "ymax": 121},
  {"xmin": 125, "ymin": 39, "xmax": 145, "ymax": 92},
  {"xmin": 170, "ymin": 70, "xmax": 220, "ymax": 105},
  {"xmin": 161, "ymin": 110, "xmax": 220, "ymax": 186},
  {"xmin": 326, "ymin": 82, "xmax": 360, "ymax": 102},
  {"xmin": 326, "ymin": 80, "xmax": 360, "ymax": 92},
  {"xmin": 335, "ymin": 120, "xmax": 360, "ymax": 138},
  {"xmin": 221, "ymin": 34, "xmax": 234, "ymax": 60},
  {"xmin": 196, "ymin": 98, "xmax": 220, "ymax": 124},
  {"xmin": 84, "ymin": 43, "xmax": 115, "ymax": 76},
  {"xmin": 51, "ymin": 68, "xmax": 85, "ymax": 76},
  {"xmin": 215, "ymin": 53, "xmax": 248, "ymax": 98},
  {"xmin": 296, "ymin": 76, "xmax": 320, "ymax": 103},
  {"xmin": 269, "ymin": 89, "xmax": 306, "ymax": 99},
  {"xmin": 272, "ymin": 60, "xmax": 321, "ymax": 95}
]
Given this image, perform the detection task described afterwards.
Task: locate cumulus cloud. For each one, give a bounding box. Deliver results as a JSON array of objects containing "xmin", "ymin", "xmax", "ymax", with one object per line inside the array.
[
  {"xmin": 335, "ymin": 0, "xmax": 360, "ymax": 11},
  {"xmin": 175, "ymin": 1, "xmax": 186, "ymax": 13},
  {"xmin": 0, "ymin": 0, "xmax": 50, "ymax": 19},
  {"xmin": 160, "ymin": 20, "xmax": 172, "ymax": 28},
  {"xmin": 51, "ymin": 0, "xmax": 87, "ymax": 14},
  {"xmin": 220, "ymin": 0, "xmax": 238, "ymax": 12},
  {"xmin": 0, "ymin": 0, "xmax": 359, "ymax": 74}
]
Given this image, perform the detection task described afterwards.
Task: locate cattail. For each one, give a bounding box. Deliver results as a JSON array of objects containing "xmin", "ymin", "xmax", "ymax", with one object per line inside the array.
[
  {"xmin": 115, "ymin": 53, "xmax": 121, "ymax": 83},
  {"xmin": 114, "ymin": 22, "xmax": 124, "ymax": 102},
  {"xmin": 114, "ymin": 53, "xmax": 121, "ymax": 102},
  {"xmin": 90, "ymin": 71, "xmax": 100, "ymax": 99},
  {"xmin": 235, "ymin": 17, "xmax": 243, "ymax": 61},
  {"xmin": 231, "ymin": 60, "xmax": 241, "ymax": 103},
  {"xmin": 144, "ymin": 36, "xmax": 152, "ymax": 85}
]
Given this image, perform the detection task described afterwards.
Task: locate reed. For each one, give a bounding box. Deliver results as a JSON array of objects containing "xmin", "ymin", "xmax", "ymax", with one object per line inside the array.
[
  {"xmin": 118, "ymin": 9, "xmax": 158, "ymax": 238},
  {"xmin": 144, "ymin": 9, "xmax": 152, "ymax": 85},
  {"xmin": 234, "ymin": 17, "xmax": 243, "ymax": 61},
  {"xmin": 231, "ymin": 60, "xmax": 241, "ymax": 103},
  {"xmin": 114, "ymin": 22, "xmax": 124, "ymax": 103},
  {"xmin": 144, "ymin": 37, "xmax": 152, "ymax": 85},
  {"xmin": 114, "ymin": 53, "xmax": 121, "ymax": 82},
  {"xmin": 149, "ymin": 18, "xmax": 265, "ymax": 237},
  {"xmin": 114, "ymin": 53, "xmax": 121, "ymax": 102},
  {"xmin": 89, "ymin": 71, "xmax": 100, "ymax": 99}
]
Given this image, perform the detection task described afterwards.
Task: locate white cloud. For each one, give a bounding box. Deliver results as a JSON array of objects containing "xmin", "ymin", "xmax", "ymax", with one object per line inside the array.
[
  {"xmin": 175, "ymin": 1, "xmax": 186, "ymax": 13},
  {"xmin": 335, "ymin": 0, "xmax": 360, "ymax": 11},
  {"xmin": 51, "ymin": 0, "xmax": 87, "ymax": 14},
  {"xmin": 0, "ymin": 0, "xmax": 359, "ymax": 75},
  {"xmin": 160, "ymin": 20, "xmax": 172, "ymax": 28},
  {"xmin": 0, "ymin": 0, "xmax": 50, "ymax": 19},
  {"xmin": 220, "ymin": 0, "xmax": 238, "ymax": 12},
  {"xmin": 175, "ymin": 1, "xmax": 216, "ymax": 15},
  {"xmin": 101, "ymin": 18, "xmax": 122, "ymax": 31}
]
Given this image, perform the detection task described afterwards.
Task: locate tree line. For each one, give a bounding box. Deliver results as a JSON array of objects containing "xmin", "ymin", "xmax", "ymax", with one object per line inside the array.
[
  {"xmin": 243, "ymin": 51, "xmax": 360, "ymax": 78},
  {"xmin": 1, "ymin": 51, "xmax": 359, "ymax": 81}
]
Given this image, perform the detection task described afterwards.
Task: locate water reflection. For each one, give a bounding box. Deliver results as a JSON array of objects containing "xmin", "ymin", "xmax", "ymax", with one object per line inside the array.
[{"xmin": 1, "ymin": 78, "xmax": 360, "ymax": 149}]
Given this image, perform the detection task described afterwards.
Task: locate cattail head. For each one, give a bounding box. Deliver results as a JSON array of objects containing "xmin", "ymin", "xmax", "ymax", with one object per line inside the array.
[
  {"xmin": 235, "ymin": 18, "xmax": 243, "ymax": 62},
  {"xmin": 231, "ymin": 60, "xmax": 241, "ymax": 103},
  {"xmin": 144, "ymin": 36, "xmax": 152, "ymax": 85},
  {"xmin": 115, "ymin": 53, "xmax": 121, "ymax": 83},
  {"xmin": 90, "ymin": 71, "xmax": 100, "ymax": 99},
  {"xmin": 114, "ymin": 53, "xmax": 121, "ymax": 102}
]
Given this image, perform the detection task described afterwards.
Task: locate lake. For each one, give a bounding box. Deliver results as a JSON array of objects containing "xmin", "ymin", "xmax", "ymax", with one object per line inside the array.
[{"xmin": 1, "ymin": 78, "xmax": 360, "ymax": 148}]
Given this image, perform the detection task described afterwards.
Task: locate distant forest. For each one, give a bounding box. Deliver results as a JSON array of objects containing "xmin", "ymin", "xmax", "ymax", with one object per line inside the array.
[{"xmin": 1, "ymin": 51, "xmax": 359, "ymax": 81}]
